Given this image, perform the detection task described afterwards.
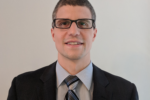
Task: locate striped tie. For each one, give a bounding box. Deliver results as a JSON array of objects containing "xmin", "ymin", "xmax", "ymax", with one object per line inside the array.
[{"xmin": 64, "ymin": 75, "xmax": 79, "ymax": 100}]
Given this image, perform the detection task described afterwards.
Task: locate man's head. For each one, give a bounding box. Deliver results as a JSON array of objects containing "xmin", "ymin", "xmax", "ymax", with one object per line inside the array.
[{"xmin": 51, "ymin": 0, "xmax": 97, "ymax": 62}]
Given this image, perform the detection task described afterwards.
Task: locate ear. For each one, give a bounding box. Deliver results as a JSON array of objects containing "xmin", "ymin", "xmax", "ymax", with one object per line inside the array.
[
  {"xmin": 92, "ymin": 28, "xmax": 97, "ymax": 42},
  {"xmin": 51, "ymin": 28, "xmax": 55, "ymax": 42}
]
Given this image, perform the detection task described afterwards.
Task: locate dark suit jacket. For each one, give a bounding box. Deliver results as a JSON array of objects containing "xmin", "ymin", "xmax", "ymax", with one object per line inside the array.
[{"xmin": 7, "ymin": 61, "xmax": 139, "ymax": 100}]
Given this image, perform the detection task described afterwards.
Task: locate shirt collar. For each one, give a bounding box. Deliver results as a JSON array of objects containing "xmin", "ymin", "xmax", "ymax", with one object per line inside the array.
[{"xmin": 56, "ymin": 61, "xmax": 93, "ymax": 90}]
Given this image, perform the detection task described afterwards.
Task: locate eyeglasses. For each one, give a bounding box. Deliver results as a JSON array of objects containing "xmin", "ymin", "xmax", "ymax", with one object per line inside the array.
[{"xmin": 53, "ymin": 19, "xmax": 95, "ymax": 29}]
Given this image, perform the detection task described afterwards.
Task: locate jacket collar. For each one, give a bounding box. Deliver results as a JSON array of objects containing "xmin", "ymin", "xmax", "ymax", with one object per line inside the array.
[
  {"xmin": 93, "ymin": 64, "xmax": 112, "ymax": 100},
  {"xmin": 40, "ymin": 61, "xmax": 57, "ymax": 100}
]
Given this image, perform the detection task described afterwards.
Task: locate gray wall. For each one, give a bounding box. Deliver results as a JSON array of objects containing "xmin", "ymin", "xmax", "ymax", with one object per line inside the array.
[{"xmin": 0, "ymin": 0, "xmax": 149, "ymax": 99}]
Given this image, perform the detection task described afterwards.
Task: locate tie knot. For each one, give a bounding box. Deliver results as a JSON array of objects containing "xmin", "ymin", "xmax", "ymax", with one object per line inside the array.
[{"xmin": 64, "ymin": 75, "xmax": 79, "ymax": 90}]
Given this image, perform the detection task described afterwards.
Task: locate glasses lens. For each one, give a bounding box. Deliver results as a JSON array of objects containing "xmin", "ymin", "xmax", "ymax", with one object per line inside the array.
[
  {"xmin": 55, "ymin": 19, "xmax": 71, "ymax": 28},
  {"xmin": 77, "ymin": 19, "xmax": 92, "ymax": 29}
]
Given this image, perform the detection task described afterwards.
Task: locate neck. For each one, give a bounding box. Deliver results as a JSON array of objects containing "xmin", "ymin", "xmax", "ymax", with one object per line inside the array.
[{"xmin": 58, "ymin": 55, "xmax": 91, "ymax": 75}]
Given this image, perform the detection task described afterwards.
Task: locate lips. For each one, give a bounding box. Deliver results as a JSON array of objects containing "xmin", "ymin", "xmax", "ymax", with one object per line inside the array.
[
  {"xmin": 66, "ymin": 42, "xmax": 83, "ymax": 45},
  {"xmin": 65, "ymin": 41, "xmax": 83, "ymax": 45}
]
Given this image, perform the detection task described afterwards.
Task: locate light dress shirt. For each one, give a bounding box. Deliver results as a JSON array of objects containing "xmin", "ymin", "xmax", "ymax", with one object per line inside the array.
[{"xmin": 56, "ymin": 61, "xmax": 94, "ymax": 100}]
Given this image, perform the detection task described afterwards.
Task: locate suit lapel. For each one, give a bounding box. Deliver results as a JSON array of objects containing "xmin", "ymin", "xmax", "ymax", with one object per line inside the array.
[
  {"xmin": 39, "ymin": 61, "xmax": 57, "ymax": 100},
  {"xmin": 36, "ymin": 62, "xmax": 112, "ymax": 100},
  {"xmin": 92, "ymin": 64, "xmax": 112, "ymax": 100}
]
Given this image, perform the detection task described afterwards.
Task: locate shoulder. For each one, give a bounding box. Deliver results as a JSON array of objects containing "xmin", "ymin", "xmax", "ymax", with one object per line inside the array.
[
  {"xmin": 11, "ymin": 65, "xmax": 46, "ymax": 87},
  {"xmin": 102, "ymin": 69, "xmax": 139, "ymax": 99},
  {"xmin": 93, "ymin": 64, "xmax": 139, "ymax": 99},
  {"xmin": 14, "ymin": 61, "xmax": 56, "ymax": 83},
  {"xmin": 93, "ymin": 64, "xmax": 133, "ymax": 86},
  {"xmin": 8, "ymin": 61, "xmax": 57, "ymax": 99},
  {"xmin": 104, "ymin": 70, "xmax": 132, "ymax": 85},
  {"xmin": 93, "ymin": 64, "xmax": 138, "ymax": 99},
  {"xmin": 93, "ymin": 64, "xmax": 137, "ymax": 91}
]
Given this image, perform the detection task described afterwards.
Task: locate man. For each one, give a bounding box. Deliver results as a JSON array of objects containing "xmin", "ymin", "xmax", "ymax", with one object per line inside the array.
[{"xmin": 7, "ymin": 0, "xmax": 139, "ymax": 100}]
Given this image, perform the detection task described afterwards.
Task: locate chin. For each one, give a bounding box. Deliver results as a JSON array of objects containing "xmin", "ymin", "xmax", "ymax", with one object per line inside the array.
[{"xmin": 66, "ymin": 55, "xmax": 83, "ymax": 60}]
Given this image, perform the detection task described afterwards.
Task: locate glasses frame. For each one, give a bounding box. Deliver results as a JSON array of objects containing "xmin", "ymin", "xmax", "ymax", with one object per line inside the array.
[{"xmin": 53, "ymin": 18, "xmax": 95, "ymax": 29}]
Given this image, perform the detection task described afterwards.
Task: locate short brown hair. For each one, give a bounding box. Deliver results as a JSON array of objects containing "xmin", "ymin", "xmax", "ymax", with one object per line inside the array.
[{"xmin": 52, "ymin": 0, "xmax": 96, "ymax": 21}]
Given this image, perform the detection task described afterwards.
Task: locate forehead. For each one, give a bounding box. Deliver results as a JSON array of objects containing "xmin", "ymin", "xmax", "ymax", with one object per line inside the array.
[{"xmin": 56, "ymin": 5, "xmax": 92, "ymax": 19}]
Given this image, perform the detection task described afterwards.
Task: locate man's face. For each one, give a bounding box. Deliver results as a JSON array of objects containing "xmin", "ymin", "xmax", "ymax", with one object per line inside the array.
[{"xmin": 51, "ymin": 5, "xmax": 97, "ymax": 61}]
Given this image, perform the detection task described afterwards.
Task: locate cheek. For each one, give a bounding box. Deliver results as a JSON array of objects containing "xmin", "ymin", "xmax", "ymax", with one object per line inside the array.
[
  {"xmin": 53, "ymin": 31, "xmax": 61, "ymax": 41},
  {"xmin": 54, "ymin": 33, "xmax": 64, "ymax": 47},
  {"xmin": 83, "ymin": 36, "xmax": 92, "ymax": 49},
  {"xmin": 55, "ymin": 36, "xmax": 62, "ymax": 46},
  {"xmin": 86, "ymin": 35, "xmax": 94, "ymax": 49},
  {"xmin": 85, "ymin": 33, "xmax": 94, "ymax": 42}
]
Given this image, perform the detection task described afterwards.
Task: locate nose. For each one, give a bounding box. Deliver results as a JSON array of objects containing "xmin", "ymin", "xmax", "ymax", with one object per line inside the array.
[{"xmin": 68, "ymin": 22, "xmax": 80, "ymax": 36}]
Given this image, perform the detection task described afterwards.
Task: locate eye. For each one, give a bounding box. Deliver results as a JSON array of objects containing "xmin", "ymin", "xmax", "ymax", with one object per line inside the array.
[
  {"xmin": 77, "ymin": 20, "xmax": 90, "ymax": 28},
  {"xmin": 57, "ymin": 20, "xmax": 70, "ymax": 26},
  {"xmin": 60, "ymin": 21, "xmax": 69, "ymax": 25},
  {"xmin": 79, "ymin": 22, "xmax": 86, "ymax": 26}
]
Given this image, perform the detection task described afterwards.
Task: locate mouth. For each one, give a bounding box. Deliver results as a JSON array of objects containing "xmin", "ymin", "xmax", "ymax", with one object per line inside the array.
[
  {"xmin": 65, "ymin": 41, "xmax": 83, "ymax": 47},
  {"xmin": 65, "ymin": 42, "xmax": 83, "ymax": 45}
]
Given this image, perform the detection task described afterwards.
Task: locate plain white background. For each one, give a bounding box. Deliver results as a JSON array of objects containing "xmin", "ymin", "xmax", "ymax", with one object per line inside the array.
[{"xmin": 0, "ymin": 0, "xmax": 150, "ymax": 99}]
